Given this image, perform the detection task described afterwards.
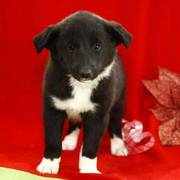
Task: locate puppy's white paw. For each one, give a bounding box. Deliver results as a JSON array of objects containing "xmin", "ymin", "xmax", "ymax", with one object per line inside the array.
[
  {"xmin": 36, "ymin": 157, "xmax": 61, "ymax": 174},
  {"xmin": 111, "ymin": 135, "xmax": 128, "ymax": 156},
  {"xmin": 80, "ymin": 168, "xmax": 101, "ymax": 174},
  {"xmin": 79, "ymin": 152, "xmax": 101, "ymax": 174},
  {"xmin": 62, "ymin": 128, "xmax": 80, "ymax": 151}
]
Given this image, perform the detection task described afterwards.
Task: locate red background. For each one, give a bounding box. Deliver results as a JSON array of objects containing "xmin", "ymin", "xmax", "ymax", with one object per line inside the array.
[{"xmin": 0, "ymin": 0, "xmax": 180, "ymax": 179}]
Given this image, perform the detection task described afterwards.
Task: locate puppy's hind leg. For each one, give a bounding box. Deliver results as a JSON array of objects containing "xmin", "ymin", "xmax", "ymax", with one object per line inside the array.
[
  {"xmin": 108, "ymin": 90, "xmax": 128, "ymax": 156},
  {"xmin": 62, "ymin": 121, "xmax": 81, "ymax": 151}
]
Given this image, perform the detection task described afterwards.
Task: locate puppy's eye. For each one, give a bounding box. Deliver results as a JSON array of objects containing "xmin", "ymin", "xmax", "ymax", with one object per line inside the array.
[
  {"xmin": 67, "ymin": 44, "xmax": 75, "ymax": 53},
  {"xmin": 94, "ymin": 43, "xmax": 101, "ymax": 51}
]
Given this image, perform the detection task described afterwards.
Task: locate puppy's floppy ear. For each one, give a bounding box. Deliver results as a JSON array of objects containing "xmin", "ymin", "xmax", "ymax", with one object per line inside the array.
[
  {"xmin": 33, "ymin": 25, "xmax": 58, "ymax": 53},
  {"xmin": 105, "ymin": 21, "xmax": 132, "ymax": 48}
]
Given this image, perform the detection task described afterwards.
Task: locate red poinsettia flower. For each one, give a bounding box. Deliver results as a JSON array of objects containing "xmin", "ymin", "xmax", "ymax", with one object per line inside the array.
[{"xmin": 143, "ymin": 68, "xmax": 180, "ymax": 145}]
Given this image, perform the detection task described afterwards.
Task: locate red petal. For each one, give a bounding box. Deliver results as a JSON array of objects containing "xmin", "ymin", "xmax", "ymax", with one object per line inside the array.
[
  {"xmin": 150, "ymin": 104, "xmax": 177, "ymax": 122},
  {"xmin": 160, "ymin": 68, "xmax": 180, "ymax": 86},
  {"xmin": 171, "ymin": 130, "xmax": 180, "ymax": 145},
  {"xmin": 143, "ymin": 80, "xmax": 175, "ymax": 108},
  {"xmin": 158, "ymin": 119, "xmax": 176, "ymax": 145},
  {"xmin": 171, "ymin": 86, "xmax": 180, "ymax": 106},
  {"xmin": 175, "ymin": 111, "xmax": 180, "ymax": 131}
]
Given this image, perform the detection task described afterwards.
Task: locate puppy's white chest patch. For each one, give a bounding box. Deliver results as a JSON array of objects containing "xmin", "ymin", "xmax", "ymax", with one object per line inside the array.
[
  {"xmin": 51, "ymin": 61, "xmax": 114, "ymax": 120},
  {"xmin": 52, "ymin": 81, "xmax": 96, "ymax": 120}
]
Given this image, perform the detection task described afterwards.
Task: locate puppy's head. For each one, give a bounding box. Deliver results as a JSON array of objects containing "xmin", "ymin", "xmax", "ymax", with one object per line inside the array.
[{"xmin": 34, "ymin": 11, "xmax": 132, "ymax": 81}]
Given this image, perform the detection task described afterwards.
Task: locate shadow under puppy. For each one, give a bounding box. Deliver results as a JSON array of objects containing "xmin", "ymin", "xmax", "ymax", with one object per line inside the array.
[{"xmin": 33, "ymin": 11, "xmax": 132, "ymax": 174}]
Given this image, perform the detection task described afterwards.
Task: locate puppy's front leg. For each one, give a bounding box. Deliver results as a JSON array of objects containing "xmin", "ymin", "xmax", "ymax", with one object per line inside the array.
[
  {"xmin": 37, "ymin": 100, "xmax": 66, "ymax": 174},
  {"xmin": 79, "ymin": 112, "xmax": 107, "ymax": 174}
]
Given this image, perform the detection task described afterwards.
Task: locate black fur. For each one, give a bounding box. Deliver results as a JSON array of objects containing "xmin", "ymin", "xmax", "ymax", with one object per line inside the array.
[{"xmin": 34, "ymin": 11, "xmax": 131, "ymax": 161}]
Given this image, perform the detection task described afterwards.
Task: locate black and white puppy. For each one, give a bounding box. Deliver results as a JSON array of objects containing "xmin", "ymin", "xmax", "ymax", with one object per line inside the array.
[{"xmin": 33, "ymin": 11, "xmax": 132, "ymax": 174}]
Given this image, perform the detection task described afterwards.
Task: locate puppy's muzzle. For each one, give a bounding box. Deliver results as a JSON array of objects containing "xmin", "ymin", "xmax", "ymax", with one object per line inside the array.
[{"xmin": 79, "ymin": 68, "xmax": 93, "ymax": 81}]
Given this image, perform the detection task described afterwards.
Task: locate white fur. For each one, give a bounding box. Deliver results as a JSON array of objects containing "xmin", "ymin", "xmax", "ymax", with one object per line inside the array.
[
  {"xmin": 110, "ymin": 134, "xmax": 128, "ymax": 156},
  {"xmin": 51, "ymin": 61, "xmax": 114, "ymax": 120},
  {"xmin": 62, "ymin": 128, "xmax": 80, "ymax": 150},
  {"xmin": 79, "ymin": 147, "xmax": 101, "ymax": 174},
  {"xmin": 36, "ymin": 157, "xmax": 61, "ymax": 174}
]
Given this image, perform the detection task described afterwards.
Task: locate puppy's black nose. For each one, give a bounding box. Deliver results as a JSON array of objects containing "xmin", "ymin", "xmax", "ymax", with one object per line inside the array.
[{"xmin": 79, "ymin": 69, "xmax": 93, "ymax": 80}]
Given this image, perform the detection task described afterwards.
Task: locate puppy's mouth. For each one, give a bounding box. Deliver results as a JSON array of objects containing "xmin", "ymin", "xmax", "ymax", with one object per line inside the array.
[
  {"xmin": 74, "ymin": 76, "xmax": 95, "ymax": 83},
  {"xmin": 79, "ymin": 77, "xmax": 94, "ymax": 82},
  {"xmin": 68, "ymin": 74, "xmax": 97, "ymax": 84},
  {"xmin": 70, "ymin": 72, "xmax": 97, "ymax": 83}
]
